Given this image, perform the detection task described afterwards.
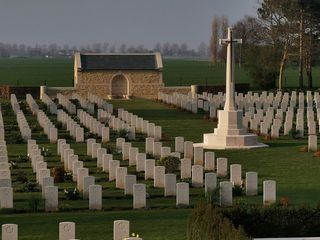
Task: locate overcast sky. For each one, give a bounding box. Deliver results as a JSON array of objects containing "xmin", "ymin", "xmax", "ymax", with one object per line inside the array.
[{"xmin": 0, "ymin": 0, "xmax": 259, "ymax": 49}]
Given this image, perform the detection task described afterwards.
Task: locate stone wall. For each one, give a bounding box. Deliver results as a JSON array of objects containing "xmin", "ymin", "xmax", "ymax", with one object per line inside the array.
[
  {"xmin": 76, "ymin": 70, "xmax": 164, "ymax": 99},
  {"xmin": 160, "ymin": 86, "xmax": 191, "ymax": 95},
  {"xmin": 0, "ymin": 86, "xmax": 40, "ymax": 99}
]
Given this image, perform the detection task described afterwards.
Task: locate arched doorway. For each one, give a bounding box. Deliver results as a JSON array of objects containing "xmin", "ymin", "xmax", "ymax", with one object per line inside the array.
[{"xmin": 111, "ymin": 74, "xmax": 129, "ymax": 98}]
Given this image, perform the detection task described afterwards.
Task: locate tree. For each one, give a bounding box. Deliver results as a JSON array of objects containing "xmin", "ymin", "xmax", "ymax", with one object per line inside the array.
[
  {"xmin": 297, "ymin": 0, "xmax": 320, "ymax": 88},
  {"xmin": 244, "ymin": 45, "xmax": 281, "ymax": 90},
  {"xmin": 258, "ymin": 0, "xmax": 300, "ymax": 90},
  {"xmin": 210, "ymin": 16, "xmax": 219, "ymax": 64},
  {"xmin": 233, "ymin": 16, "xmax": 261, "ymax": 67}
]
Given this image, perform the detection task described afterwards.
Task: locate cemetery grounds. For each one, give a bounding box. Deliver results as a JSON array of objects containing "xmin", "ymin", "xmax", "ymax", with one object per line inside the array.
[{"xmin": 0, "ymin": 59, "xmax": 320, "ymax": 239}]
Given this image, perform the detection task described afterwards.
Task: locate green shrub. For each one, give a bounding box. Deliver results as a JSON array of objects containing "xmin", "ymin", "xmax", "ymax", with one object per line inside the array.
[
  {"xmin": 187, "ymin": 202, "xmax": 250, "ymax": 240},
  {"xmin": 233, "ymin": 185, "xmax": 244, "ymax": 197},
  {"xmin": 64, "ymin": 188, "xmax": 80, "ymax": 200},
  {"xmin": 222, "ymin": 205, "xmax": 320, "ymax": 238},
  {"xmin": 158, "ymin": 156, "xmax": 180, "ymax": 173},
  {"xmin": 16, "ymin": 171, "xmax": 28, "ymax": 183},
  {"xmin": 205, "ymin": 188, "xmax": 220, "ymax": 205},
  {"xmin": 27, "ymin": 196, "xmax": 41, "ymax": 212},
  {"xmin": 52, "ymin": 166, "xmax": 65, "ymax": 183},
  {"xmin": 288, "ymin": 128, "xmax": 301, "ymax": 139},
  {"xmin": 23, "ymin": 182, "xmax": 40, "ymax": 192},
  {"xmin": 118, "ymin": 129, "xmax": 129, "ymax": 139},
  {"xmin": 17, "ymin": 155, "xmax": 29, "ymax": 163},
  {"xmin": 64, "ymin": 171, "xmax": 73, "ymax": 182}
]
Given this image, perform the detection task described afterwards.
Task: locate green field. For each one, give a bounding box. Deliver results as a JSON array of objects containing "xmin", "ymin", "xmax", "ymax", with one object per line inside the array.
[{"xmin": 0, "ymin": 58, "xmax": 319, "ymax": 88}]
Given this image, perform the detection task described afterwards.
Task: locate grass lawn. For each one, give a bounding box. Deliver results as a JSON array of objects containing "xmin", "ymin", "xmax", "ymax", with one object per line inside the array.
[
  {"xmin": 0, "ymin": 57, "xmax": 319, "ymax": 88},
  {"xmin": 0, "ymin": 97, "xmax": 319, "ymax": 239},
  {"xmin": 111, "ymin": 98, "xmax": 320, "ymax": 206}
]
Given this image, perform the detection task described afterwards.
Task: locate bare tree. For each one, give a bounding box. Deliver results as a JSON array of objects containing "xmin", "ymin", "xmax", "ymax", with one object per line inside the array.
[{"xmin": 210, "ymin": 16, "xmax": 219, "ymax": 64}]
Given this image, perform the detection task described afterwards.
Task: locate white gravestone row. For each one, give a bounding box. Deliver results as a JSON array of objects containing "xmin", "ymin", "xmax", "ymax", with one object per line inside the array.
[
  {"xmin": 10, "ymin": 95, "xmax": 31, "ymax": 140},
  {"xmin": 40, "ymin": 92, "xmax": 57, "ymax": 114},
  {"xmin": 26, "ymin": 94, "xmax": 39, "ymax": 115},
  {"xmin": 159, "ymin": 91, "xmax": 320, "ymax": 141},
  {"xmin": 57, "ymin": 93, "xmax": 76, "ymax": 115},
  {"xmin": 77, "ymin": 108, "xmax": 105, "ymax": 139},
  {"xmin": 72, "ymin": 93, "xmax": 95, "ymax": 115},
  {"xmin": 57, "ymin": 109, "xmax": 84, "ymax": 142},
  {"xmin": 0, "ymin": 141, "xmax": 12, "ymax": 209},
  {"xmin": 0, "ymin": 110, "xmax": 4, "ymax": 142},
  {"xmin": 1, "ymin": 220, "xmax": 143, "ymax": 240},
  {"xmin": 87, "ymin": 93, "xmax": 113, "ymax": 113},
  {"xmin": 36, "ymin": 110, "xmax": 58, "ymax": 143},
  {"xmin": 27, "ymin": 139, "xmax": 56, "ymax": 211},
  {"xmin": 117, "ymin": 108, "xmax": 161, "ymax": 141}
]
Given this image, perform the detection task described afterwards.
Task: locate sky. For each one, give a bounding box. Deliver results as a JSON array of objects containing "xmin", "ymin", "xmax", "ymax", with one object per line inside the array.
[{"xmin": 0, "ymin": 0, "xmax": 259, "ymax": 49}]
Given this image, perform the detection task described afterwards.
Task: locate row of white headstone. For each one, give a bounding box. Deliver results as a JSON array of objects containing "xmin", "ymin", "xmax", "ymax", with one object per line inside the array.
[
  {"xmin": 36, "ymin": 110, "xmax": 58, "ymax": 143},
  {"xmin": 159, "ymin": 91, "xmax": 320, "ymax": 142},
  {"xmin": 26, "ymin": 94, "xmax": 39, "ymax": 115},
  {"xmin": 57, "ymin": 109, "xmax": 84, "ymax": 142},
  {"xmin": 58, "ymin": 139, "xmax": 102, "ymax": 210},
  {"xmin": 10, "ymin": 94, "xmax": 31, "ymax": 140},
  {"xmin": 77, "ymin": 108, "xmax": 108, "ymax": 141},
  {"xmin": 1, "ymin": 220, "xmax": 142, "ymax": 240},
  {"xmin": 118, "ymin": 108, "xmax": 161, "ymax": 140},
  {"xmin": 40, "ymin": 92, "xmax": 57, "ymax": 114},
  {"xmin": 87, "ymin": 93, "xmax": 113, "ymax": 113},
  {"xmin": 72, "ymin": 93, "xmax": 95, "ymax": 115},
  {"xmin": 87, "ymin": 93, "xmax": 160, "ymax": 141},
  {"xmin": 57, "ymin": 93, "xmax": 77, "ymax": 115},
  {"xmin": 27, "ymin": 140, "xmax": 57, "ymax": 211},
  {"xmin": 26, "ymin": 94, "xmax": 58, "ymax": 143},
  {"xmin": 0, "ymin": 107, "xmax": 5, "ymax": 142},
  {"xmin": 0, "ymin": 139, "xmax": 13, "ymax": 209}
]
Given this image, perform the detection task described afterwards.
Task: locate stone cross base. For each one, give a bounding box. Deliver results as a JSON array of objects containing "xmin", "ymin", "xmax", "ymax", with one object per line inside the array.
[{"xmin": 195, "ymin": 110, "xmax": 268, "ymax": 150}]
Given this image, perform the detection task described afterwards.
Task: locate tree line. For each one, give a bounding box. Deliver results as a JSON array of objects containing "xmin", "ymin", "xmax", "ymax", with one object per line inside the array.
[
  {"xmin": 210, "ymin": 0, "xmax": 320, "ymax": 89},
  {"xmin": 0, "ymin": 41, "xmax": 210, "ymax": 59}
]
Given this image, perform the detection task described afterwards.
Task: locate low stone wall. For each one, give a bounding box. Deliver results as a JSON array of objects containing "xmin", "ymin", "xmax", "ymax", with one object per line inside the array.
[
  {"xmin": 193, "ymin": 83, "xmax": 250, "ymax": 94},
  {"xmin": 160, "ymin": 86, "xmax": 191, "ymax": 95},
  {"xmin": 0, "ymin": 85, "xmax": 40, "ymax": 99},
  {"xmin": 45, "ymin": 87, "xmax": 76, "ymax": 98}
]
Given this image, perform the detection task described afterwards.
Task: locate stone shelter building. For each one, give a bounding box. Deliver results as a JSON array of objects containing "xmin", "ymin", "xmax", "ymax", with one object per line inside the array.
[{"xmin": 74, "ymin": 52, "xmax": 164, "ymax": 99}]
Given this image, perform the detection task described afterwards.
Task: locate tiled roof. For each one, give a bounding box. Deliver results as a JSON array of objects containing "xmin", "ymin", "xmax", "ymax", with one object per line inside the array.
[{"xmin": 78, "ymin": 53, "xmax": 161, "ymax": 70}]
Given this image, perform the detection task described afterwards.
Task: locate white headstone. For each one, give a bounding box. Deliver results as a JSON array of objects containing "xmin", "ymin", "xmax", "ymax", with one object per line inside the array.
[
  {"xmin": 176, "ymin": 182, "xmax": 189, "ymax": 206},
  {"xmin": 217, "ymin": 158, "xmax": 228, "ymax": 178},
  {"xmin": 205, "ymin": 172, "xmax": 217, "ymax": 194},
  {"xmin": 89, "ymin": 185, "xmax": 102, "ymax": 210},
  {"xmin": 2, "ymin": 224, "xmax": 18, "ymax": 240},
  {"xmin": 230, "ymin": 164, "xmax": 242, "ymax": 186},
  {"xmin": 263, "ymin": 180, "xmax": 276, "ymax": 205},
  {"xmin": 83, "ymin": 176, "xmax": 95, "ymax": 199},
  {"xmin": 145, "ymin": 159, "xmax": 155, "ymax": 180},
  {"xmin": 180, "ymin": 158, "xmax": 191, "ymax": 179},
  {"xmin": 0, "ymin": 187, "xmax": 13, "ymax": 208},
  {"xmin": 192, "ymin": 165, "xmax": 203, "ymax": 188},
  {"xmin": 164, "ymin": 174, "xmax": 176, "ymax": 197},
  {"xmin": 116, "ymin": 167, "xmax": 127, "ymax": 189},
  {"xmin": 113, "ymin": 220, "xmax": 129, "ymax": 240},
  {"xmin": 59, "ymin": 222, "xmax": 75, "ymax": 240},
  {"xmin": 154, "ymin": 166, "xmax": 165, "ymax": 188},
  {"xmin": 133, "ymin": 184, "xmax": 146, "ymax": 209},
  {"xmin": 124, "ymin": 175, "xmax": 137, "ymax": 195},
  {"xmin": 45, "ymin": 186, "xmax": 58, "ymax": 212},
  {"xmin": 245, "ymin": 172, "xmax": 258, "ymax": 196},
  {"xmin": 220, "ymin": 181, "xmax": 232, "ymax": 207},
  {"xmin": 204, "ymin": 152, "xmax": 215, "ymax": 171}
]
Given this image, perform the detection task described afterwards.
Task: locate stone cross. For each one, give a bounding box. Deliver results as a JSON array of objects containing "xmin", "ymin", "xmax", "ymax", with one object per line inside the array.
[{"xmin": 219, "ymin": 27, "xmax": 242, "ymax": 111}]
